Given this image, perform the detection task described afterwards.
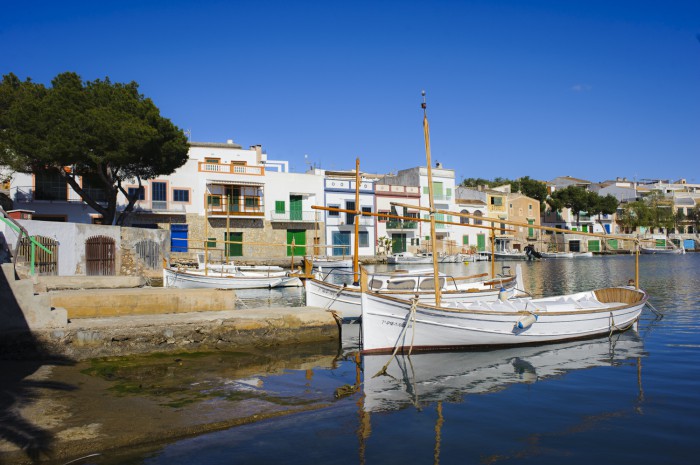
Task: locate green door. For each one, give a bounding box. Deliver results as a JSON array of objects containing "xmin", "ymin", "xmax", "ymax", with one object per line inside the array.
[
  {"xmin": 290, "ymin": 195, "xmax": 303, "ymax": 221},
  {"xmin": 392, "ymin": 233, "xmax": 407, "ymax": 253},
  {"xmin": 528, "ymin": 219, "xmax": 534, "ymax": 238},
  {"xmin": 588, "ymin": 240, "xmax": 600, "ymax": 252},
  {"xmin": 608, "ymin": 239, "xmax": 618, "ymax": 250},
  {"xmin": 287, "ymin": 230, "xmax": 306, "ymax": 256},
  {"xmin": 582, "ymin": 225, "xmax": 588, "ymax": 233},
  {"xmin": 226, "ymin": 187, "xmax": 241, "ymax": 213},
  {"xmin": 477, "ymin": 234, "xmax": 486, "ymax": 252},
  {"xmin": 225, "ymin": 232, "xmax": 243, "ymax": 257}
]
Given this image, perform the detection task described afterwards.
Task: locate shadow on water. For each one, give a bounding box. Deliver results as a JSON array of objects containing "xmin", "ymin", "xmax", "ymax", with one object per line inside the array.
[{"xmin": 0, "ymin": 264, "xmax": 75, "ymax": 464}]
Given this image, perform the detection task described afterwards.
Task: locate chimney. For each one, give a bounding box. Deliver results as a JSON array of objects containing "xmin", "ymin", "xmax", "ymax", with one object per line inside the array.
[
  {"xmin": 226, "ymin": 139, "xmax": 234, "ymax": 144},
  {"xmin": 435, "ymin": 161, "xmax": 442, "ymax": 169}
]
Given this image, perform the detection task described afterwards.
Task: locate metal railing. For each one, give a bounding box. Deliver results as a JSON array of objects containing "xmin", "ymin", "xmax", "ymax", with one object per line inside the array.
[
  {"xmin": 386, "ymin": 220, "xmax": 418, "ymax": 230},
  {"xmin": 198, "ymin": 162, "xmax": 264, "ymax": 175},
  {"xmin": 207, "ymin": 194, "xmax": 265, "ymax": 216}
]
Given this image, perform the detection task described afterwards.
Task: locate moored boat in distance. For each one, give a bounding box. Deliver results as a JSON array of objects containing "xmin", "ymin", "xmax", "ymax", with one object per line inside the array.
[
  {"xmin": 387, "ymin": 251, "xmax": 434, "ymax": 264},
  {"xmin": 163, "ymin": 267, "xmax": 302, "ymax": 289},
  {"xmin": 640, "ymin": 246, "xmax": 685, "ymax": 255},
  {"xmin": 310, "ymin": 256, "xmax": 353, "ymax": 269},
  {"xmin": 540, "ymin": 251, "xmax": 574, "ymax": 259}
]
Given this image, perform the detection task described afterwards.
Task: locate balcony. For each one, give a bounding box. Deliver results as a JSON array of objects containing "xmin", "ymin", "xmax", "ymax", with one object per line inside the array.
[
  {"xmin": 198, "ymin": 162, "xmax": 264, "ymax": 176},
  {"xmin": 13, "ymin": 186, "xmax": 83, "ymax": 203},
  {"xmin": 385, "ymin": 220, "xmax": 418, "ymax": 230},
  {"xmin": 206, "ymin": 194, "xmax": 264, "ymax": 217},
  {"xmin": 270, "ymin": 210, "xmax": 317, "ymax": 222}
]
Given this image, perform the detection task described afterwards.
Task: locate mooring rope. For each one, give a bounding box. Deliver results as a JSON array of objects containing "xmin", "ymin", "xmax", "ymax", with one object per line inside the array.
[
  {"xmin": 324, "ymin": 283, "xmax": 347, "ymax": 309},
  {"xmin": 372, "ymin": 297, "xmax": 419, "ymax": 378},
  {"xmin": 645, "ymin": 301, "xmax": 664, "ymax": 318}
]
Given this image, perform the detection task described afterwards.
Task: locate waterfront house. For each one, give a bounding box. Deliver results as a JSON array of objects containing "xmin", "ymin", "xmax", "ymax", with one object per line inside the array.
[
  {"xmin": 374, "ymin": 183, "xmax": 422, "ymax": 254},
  {"xmin": 307, "ymin": 168, "xmax": 378, "ymax": 257},
  {"xmin": 379, "ymin": 163, "xmax": 458, "ymax": 254}
]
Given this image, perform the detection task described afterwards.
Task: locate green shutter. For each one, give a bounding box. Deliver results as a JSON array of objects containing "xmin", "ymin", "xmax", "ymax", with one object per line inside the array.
[
  {"xmin": 225, "ymin": 232, "xmax": 243, "ymax": 257},
  {"xmin": 423, "ymin": 186, "xmax": 429, "ymax": 194},
  {"xmin": 207, "ymin": 237, "xmax": 217, "ymax": 248},
  {"xmin": 275, "ymin": 200, "xmax": 285, "ymax": 214},
  {"xmin": 462, "ymin": 235, "xmax": 469, "ymax": 245},
  {"xmin": 446, "ymin": 188, "xmax": 452, "ymax": 198},
  {"xmin": 588, "ymin": 240, "xmax": 600, "ymax": 252},
  {"xmin": 477, "ymin": 234, "xmax": 486, "ymax": 252}
]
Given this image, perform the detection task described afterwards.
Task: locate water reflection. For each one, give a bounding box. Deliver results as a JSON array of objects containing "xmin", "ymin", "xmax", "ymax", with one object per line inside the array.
[{"xmin": 361, "ymin": 333, "xmax": 646, "ymax": 413}]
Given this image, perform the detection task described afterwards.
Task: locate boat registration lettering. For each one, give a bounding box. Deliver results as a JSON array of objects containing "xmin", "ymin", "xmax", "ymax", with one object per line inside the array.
[{"xmin": 381, "ymin": 320, "xmax": 406, "ymax": 327}]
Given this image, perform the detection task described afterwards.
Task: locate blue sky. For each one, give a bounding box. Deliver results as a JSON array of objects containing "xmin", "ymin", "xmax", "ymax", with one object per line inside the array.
[{"xmin": 2, "ymin": 0, "xmax": 699, "ymax": 183}]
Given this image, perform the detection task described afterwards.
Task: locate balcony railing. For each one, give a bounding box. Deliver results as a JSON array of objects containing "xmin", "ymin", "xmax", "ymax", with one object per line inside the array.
[
  {"xmin": 386, "ymin": 220, "xmax": 418, "ymax": 230},
  {"xmin": 207, "ymin": 194, "xmax": 264, "ymax": 216},
  {"xmin": 12, "ymin": 186, "xmax": 83, "ymax": 203},
  {"xmin": 270, "ymin": 210, "xmax": 317, "ymax": 222},
  {"xmin": 198, "ymin": 162, "xmax": 264, "ymax": 175}
]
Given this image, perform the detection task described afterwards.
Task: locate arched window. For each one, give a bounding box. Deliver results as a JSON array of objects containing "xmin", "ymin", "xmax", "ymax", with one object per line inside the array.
[
  {"xmin": 460, "ymin": 209, "xmax": 470, "ymax": 225},
  {"xmin": 474, "ymin": 210, "xmax": 483, "ymax": 225}
]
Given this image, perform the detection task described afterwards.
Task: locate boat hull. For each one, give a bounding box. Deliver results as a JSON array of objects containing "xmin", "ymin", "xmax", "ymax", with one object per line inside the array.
[
  {"xmin": 312, "ymin": 258, "xmax": 353, "ymax": 268},
  {"xmin": 163, "ymin": 268, "xmax": 302, "ymax": 289},
  {"xmin": 640, "ymin": 247, "xmax": 684, "ymax": 255},
  {"xmin": 540, "ymin": 252, "xmax": 574, "ymax": 259},
  {"xmin": 360, "ymin": 287, "xmax": 647, "ymax": 353},
  {"xmin": 305, "ymin": 272, "xmax": 521, "ymax": 322}
]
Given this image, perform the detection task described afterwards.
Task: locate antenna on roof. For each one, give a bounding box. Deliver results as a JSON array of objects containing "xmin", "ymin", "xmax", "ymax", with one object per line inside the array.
[{"xmin": 184, "ymin": 129, "xmax": 191, "ymax": 141}]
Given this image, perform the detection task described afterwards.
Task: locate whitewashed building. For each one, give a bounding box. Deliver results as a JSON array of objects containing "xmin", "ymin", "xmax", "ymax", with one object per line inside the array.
[
  {"xmin": 310, "ymin": 169, "xmax": 378, "ymax": 257},
  {"xmin": 374, "ymin": 184, "xmax": 422, "ymax": 254},
  {"xmin": 380, "ymin": 164, "xmax": 459, "ymax": 254}
]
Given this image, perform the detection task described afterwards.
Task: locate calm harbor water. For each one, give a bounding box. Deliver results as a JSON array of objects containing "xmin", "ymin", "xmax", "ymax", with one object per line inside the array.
[{"xmin": 51, "ymin": 255, "xmax": 700, "ymax": 463}]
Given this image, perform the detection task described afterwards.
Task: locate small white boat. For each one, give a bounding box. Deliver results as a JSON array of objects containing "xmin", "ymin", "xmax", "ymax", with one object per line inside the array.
[
  {"xmin": 306, "ymin": 266, "xmax": 525, "ymax": 322},
  {"xmin": 362, "ymin": 334, "xmax": 644, "ymax": 412},
  {"xmin": 360, "ymin": 285, "xmax": 648, "ymax": 353},
  {"xmin": 310, "ymin": 256, "xmax": 353, "ymax": 269},
  {"xmin": 573, "ymin": 252, "xmax": 594, "ymax": 258},
  {"xmin": 640, "ymin": 246, "xmax": 685, "ymax": 255},
  {"xmin": 387, "ymin": 252, "xmax": 434, "ymax": 264},
  {"xmin": 493, "ymin": 249, "xmax": 527, "ymax": 260},
  {"xmin": 540, "ymin": 251, "xmax": 574, "ymax": 259},
  {"xmin": 195, "ymin": 253, "xmax": 286, "ymax": 275},
  {"xmin": 163, "ymin": 267, "xmax": 302, "ymax": 289}
]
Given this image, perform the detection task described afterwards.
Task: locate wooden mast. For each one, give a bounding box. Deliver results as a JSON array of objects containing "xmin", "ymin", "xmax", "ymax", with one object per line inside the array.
[
  {"xmin": 422, "ymin": 91, "xmax": 441, "ymax": 306},
  {"xmin": 353, "ymin": 158, "xmax": 361, "ymax": 285}
]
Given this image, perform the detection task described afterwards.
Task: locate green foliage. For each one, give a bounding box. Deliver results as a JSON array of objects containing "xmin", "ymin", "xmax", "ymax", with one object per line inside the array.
[
  {"xmin": 461, "ymin": 175, "xmax": 548, "ymax": 209},
  {"xmin": 0, "ymin": 72, "xmax": 189, "ymax": 225}
]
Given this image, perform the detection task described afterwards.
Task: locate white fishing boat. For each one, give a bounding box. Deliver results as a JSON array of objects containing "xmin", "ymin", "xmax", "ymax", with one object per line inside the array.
[
  {"xmin": 305, "ymin": 265, "xmax": 525, "ymax": 323},
  {"xmin": 493, "ymin": 249, "xmax": 527, "ymax": 260},
  {"xmin": 310, "ymin": 256, "xmax": 353, "ymax": 269},
  {"xmin": 438, "ymin": 253, "xmax": 465, "ymax": 263},
  {"xmin": 540, "ymin": 251, "xmax": 574, "ymax": 259},
  {"xmin": 195, "ymin": 253, "xmax": 286, "ymax": 275},
  {"xmin": 387, "ymin": 252, "xmax": 434, "ymax": 264},
  {"xmin": 362, "ymin": 334, "xmax": 644, "ymax": 412},
  {"xmin": 573, "ymin": 252, "xmax": 594, "ymax": 258},
  {"xmin": 360, "ymin": 284, "xmax": 648, "ymax": 353},
  {"xmin": 163, "ymin": 267, "xmax": 302, "ymax": 289},
  {"xmin": 640, "ymin": 245, "xmax": 685, "ymax": 255}
]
